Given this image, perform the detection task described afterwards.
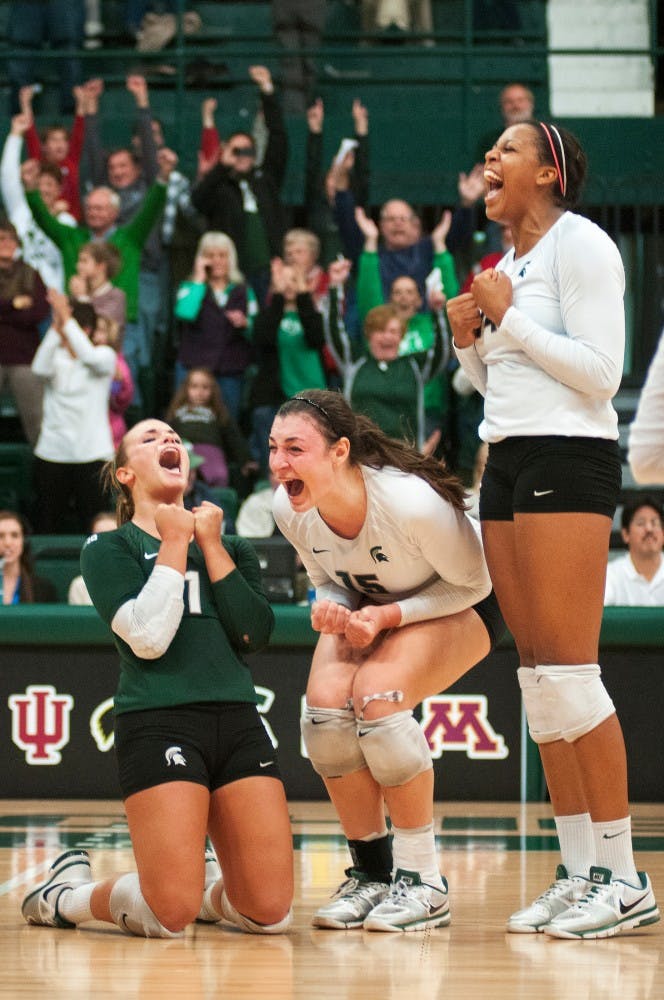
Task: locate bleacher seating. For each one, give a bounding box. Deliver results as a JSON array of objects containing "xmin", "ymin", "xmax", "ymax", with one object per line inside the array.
[{"xmin": 31, "ymin": 534, "xmax": 87, "ymax": 601}]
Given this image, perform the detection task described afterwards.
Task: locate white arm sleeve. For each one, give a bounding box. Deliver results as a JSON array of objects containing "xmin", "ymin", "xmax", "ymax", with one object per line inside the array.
[
  {"xmin": 397, "ymin": 507, "xmax": 491, "ymax": 626},
  {"xmin": 31, "ymin": 328, "xmax": 60, "ymax": 377},
  {"xmin": 453, "ymin": 342, "xmax": 488, "ymax": 396},
  {"xmin": 628, "ymin": 328, "xmax": 664, "ymax": 484},
  {"xmin": 111, "ymin": 564, "xmax": 185, "ymax": 659}
]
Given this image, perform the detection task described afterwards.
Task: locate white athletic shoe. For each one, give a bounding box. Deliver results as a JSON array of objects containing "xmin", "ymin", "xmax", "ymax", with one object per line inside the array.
[
  {"xmin": 363, "ymin": 869, "xmax": 450, "ymax": 932},
  {"xmin": 543, "ymin": 866, "xmax": 660, "ymax": 939},
  {"xmin": 312, "ymin": 869, "xmax": 390, "ymax": 929},
  {"xmin": 22, "ymin": 849, "xmax": 92, "ymax": 928},
  {"xmin": 196, "ymin": 847, "xmax": 224, "ymax": 923},
  {"xmin": 506, "ymin": 864, "xmax": 590, "ymax": 933}
]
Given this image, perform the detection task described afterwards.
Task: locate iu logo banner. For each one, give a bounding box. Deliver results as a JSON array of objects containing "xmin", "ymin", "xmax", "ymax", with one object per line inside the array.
[
  {"xmin": 8, "ymin": 685, "xmax": 74, "ymax": 765},
  {"xmin": 421, "ymin": 694, "xmax": 508, "ymax": 760}
]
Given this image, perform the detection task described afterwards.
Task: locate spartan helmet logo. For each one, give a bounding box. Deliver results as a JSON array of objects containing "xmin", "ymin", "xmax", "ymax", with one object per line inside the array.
[
  {"xmin": 370, "ymin": 545, "xmax": 389, "ymax": 563},
  {"xmin": 165, "ymin": 745, "xmax": 187, "ymax": 766}
]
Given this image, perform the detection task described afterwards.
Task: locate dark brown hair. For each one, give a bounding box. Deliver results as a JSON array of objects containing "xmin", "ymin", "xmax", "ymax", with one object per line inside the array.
[
  {"xmin": 276, "ymin": 389, "xmax": 467, "ymax": 513},
  {"xmin": 166, "ymin": 368, "xmax": 231, "ymax": 427},
  {"xmin": 0, "ymin": 509, "xmax": 36, "ymax": 601},
  {"xmin": 526, "ymin": 120, "xmax": 587, "ymax": 209}
]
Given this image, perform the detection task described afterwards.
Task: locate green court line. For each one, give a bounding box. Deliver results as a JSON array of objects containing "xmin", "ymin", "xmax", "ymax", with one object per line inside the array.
[{"xmin": 441, "ymin": 817, "xmax": 518, "ymax": 831}]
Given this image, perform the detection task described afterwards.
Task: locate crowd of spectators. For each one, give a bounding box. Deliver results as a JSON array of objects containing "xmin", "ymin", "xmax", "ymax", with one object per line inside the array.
[{"xmin": 0, "ymin": 5, "xmax": 658, "ymax": 618}]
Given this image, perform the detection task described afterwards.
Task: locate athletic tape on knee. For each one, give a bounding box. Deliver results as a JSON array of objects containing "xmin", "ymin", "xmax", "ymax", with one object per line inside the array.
[
  {"xmin": 535, "ymin": 663, "xmax": 615, "ymax": 743},
  {"xmin": 357, "ymin": 710, "xmax": 432, "ymax": 787},
  {"xmin": 221, "ymin": 891, "xmax": 292, "ymax": 934},
  {"xmin": 301, "ymin": 704, "xmax": 366, "ymax": 778},
  {"xmin": 109, "ymin": 873, "xmax": 183, "ymax": 939},
  {"xmin": 517, "ymin": 666, "xmax": 561, "ymax": 744}
]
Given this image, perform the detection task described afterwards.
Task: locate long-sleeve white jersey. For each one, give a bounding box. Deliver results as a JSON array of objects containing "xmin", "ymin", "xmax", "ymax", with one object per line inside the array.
[
  {"xmin": 454, "ymin": 212, "xmax": 625, "ymax": 443},
  {"xmin": 628, "ymin": 326, "xmax": 664, "ymax": 485},
  {"xmin": 273, "ymin": 465, "xmax": 492, "ymax": 625}
]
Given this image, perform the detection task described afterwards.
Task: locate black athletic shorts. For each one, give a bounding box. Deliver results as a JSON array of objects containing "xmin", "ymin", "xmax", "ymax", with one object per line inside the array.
[
  {"xmin": 114, "ymin": 701, "xmax": 282, "ymax": 799},
  {"xmin": 479, "ymin": 436, "xmax": 622, "ymax": 521},
  {"xmin": 472, "ymin": 590, "xmax": 505, "ymax": 648}
]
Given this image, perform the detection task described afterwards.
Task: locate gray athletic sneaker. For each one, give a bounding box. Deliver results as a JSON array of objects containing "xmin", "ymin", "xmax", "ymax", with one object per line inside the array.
[
  {"xmin": 22, "ymin": 849, "xmax": 92, "ymax": 928},
  {"xmin": 507, "ymin": 864, "xmax": 590, "ymax": 933},
  {"xmin": 312, "ymin": 868, "xmax": 390, "ymax": 929},
  {"xmin": 363, "ymin": 869, "xmax": 451, "ymax": 932}
]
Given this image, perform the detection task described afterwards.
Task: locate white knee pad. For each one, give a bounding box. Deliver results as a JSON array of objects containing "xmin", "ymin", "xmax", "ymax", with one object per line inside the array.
[
  {"xmin": 221, "ymin": 891, "xmax": 292, "ymax": 934},
  {"xmin": 301, "ymin": 705, "xmax": 366, "ymax": 778},
  {"xmin": 535, "ymin": 663, "xmax": 615, "ymax": 743},
  {"xmin": 517, "ymin": 666, "xmax": 562, "ymax": 744},
  {"xmin": 357, "ymin": 710, "xmax": 432, "ymax": 787},
  {"xmin": 109, "ymin": 873, "xmax": 183, "ymax": 939}
]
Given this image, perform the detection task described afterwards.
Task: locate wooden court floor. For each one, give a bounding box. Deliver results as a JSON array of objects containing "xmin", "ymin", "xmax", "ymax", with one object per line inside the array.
[{"xmin": 0, "ymin": 800, "xmax": 662, "ymax": 999}]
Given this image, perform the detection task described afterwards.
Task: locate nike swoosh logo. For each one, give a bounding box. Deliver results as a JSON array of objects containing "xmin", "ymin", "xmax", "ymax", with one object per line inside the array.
[
  {"xmin": 313, "ymin": 547, "xmax": 329, "ymax": 554},
  {"xmin": 144, "ymin": 552, "xmax": 158, "ymax": 560},
  {"xmin": 602, "ymin": 832, "xmax": 626, "ymax": 839},
  {"xmin": 619, "ymin": 894, "xmax": 650, "ymax": 915},
  {"xmin": 533, "ymin": 490, "xmax": 554, "ymax": 497},
  {"xmin": 259, "ymin": 761, "xmax": 274, "ymax": 768},
  {"xmin": 311, "ymin": 718, "xmax": 333, "ymax": 725},
  {"xmin": 358, "ymin": 730, "xmax": 371, "ymax": 737}
]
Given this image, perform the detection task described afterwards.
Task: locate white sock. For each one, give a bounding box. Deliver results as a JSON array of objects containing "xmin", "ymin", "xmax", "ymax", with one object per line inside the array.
[
  {"xmin": 554, "ymin": 812, "xmax": 595, "ymax": 877},
  {"xmin": 197, "ymin": 883, "xmax": 223, "ymax": 922},
  {"xmin": 58, "ymin": 882, "xmax": 96, "ymax": 924},
  {"xmin": 593, "ymin": 816, "xmax": 639, "ymax": 883},
  {"xmin": 391, "ymin": 823, "xmax": 444, "ymax": 890}
]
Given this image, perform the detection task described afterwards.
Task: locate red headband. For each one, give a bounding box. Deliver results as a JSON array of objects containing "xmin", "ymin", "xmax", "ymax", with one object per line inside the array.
[{"xmin": 540, "ymin": 122, "xmax": 567, "ymax": 198}]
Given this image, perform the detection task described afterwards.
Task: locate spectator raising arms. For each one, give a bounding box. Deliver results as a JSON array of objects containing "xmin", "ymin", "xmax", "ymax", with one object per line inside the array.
[
  {"xmin": 31, "ymin": 294, "xmax": 116, "ymax": 533},
  {"xmin": 1, "ymin": 114, "xmax": 76, "ymax": 292},
  {"xmin": 191, "ymin": 66, "xmax": 288, "ymax": 304}
]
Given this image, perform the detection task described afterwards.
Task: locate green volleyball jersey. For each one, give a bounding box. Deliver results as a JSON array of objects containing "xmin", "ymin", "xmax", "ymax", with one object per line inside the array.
[{"xmin": 81, "ymin": 522, "xmax": 275, "ymax": 715}]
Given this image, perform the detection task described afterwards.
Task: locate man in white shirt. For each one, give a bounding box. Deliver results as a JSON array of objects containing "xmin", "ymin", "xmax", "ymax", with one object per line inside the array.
[{"xmin": 604, "ymin": 496, "xmax": 664, "ymax": 606}]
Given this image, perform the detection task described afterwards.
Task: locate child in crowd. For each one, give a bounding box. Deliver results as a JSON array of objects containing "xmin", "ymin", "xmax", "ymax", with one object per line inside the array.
[
  {"xmin": 166, "ymin": 367, "xmax": 257, "ymax": 491},
  {"xmin": 69, "ymin": 242, "xmax": 127, "ymax": 331},
  {"xmin": 92, "ymin": 314, "xmax": 133, "ymax": 448}
]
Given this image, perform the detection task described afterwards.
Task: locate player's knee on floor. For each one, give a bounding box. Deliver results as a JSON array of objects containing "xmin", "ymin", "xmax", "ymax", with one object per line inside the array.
[
  {"xmin": 109, "ymin": 873, "xmax": 187, "ymax": 937},
  {"xmin": 535, "ymin": 663, "xmax": 615, "ymax": 743},
  {"xmin": 221, "ymin": 891, "xmax": 292, "ymax": 934},
  {"xmin": 301, "ymin": 704, "xmax": 366, "ymax": 778},
  {"xmin": 356, "ymin": 710, "xmax": 432, "ymax": 787}
]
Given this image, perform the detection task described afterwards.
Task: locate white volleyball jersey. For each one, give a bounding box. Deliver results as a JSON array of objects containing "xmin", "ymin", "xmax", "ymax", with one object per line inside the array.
[
  {"xmin": 455, "ymin": 212, "xmax": 624, "ymax": 443},
  {"xmin": 273, "ymin": 465, "xmax": 491, "ymax": 625}
]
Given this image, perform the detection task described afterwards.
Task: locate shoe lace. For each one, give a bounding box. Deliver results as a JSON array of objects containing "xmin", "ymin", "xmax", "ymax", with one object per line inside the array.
[
  {"xmin": 333, "ymin": 876, "xmax": 381, "ymax": 903},
  {"xmin": 538, "ymin": 877, "xmax": 575, "ymax": 902},
  {"xmin": 571, "ymin": 882, "xmax": 613, "ymax": 911}
]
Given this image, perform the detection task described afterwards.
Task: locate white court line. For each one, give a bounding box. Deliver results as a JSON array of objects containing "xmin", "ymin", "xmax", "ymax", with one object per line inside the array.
[{"xmin": 0, "ymin": 859, "xmax": 53, "ymax": 897}]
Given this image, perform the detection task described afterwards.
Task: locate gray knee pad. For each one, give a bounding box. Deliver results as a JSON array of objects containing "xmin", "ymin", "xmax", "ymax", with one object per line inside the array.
[
  {"xmin": 301, "ymin": 704, "xmax": 366, "ymax": 778},
  {"xmin": 535, "ymin": 663, "xmax": 615, "ymax": 743},
  {"xmin": 221, "ymin": 891, "xmax": 292, "ymax": 934},
  {"xmin": 109, "ymin": 873, "xmax": 183, "ymax": 938},
  {"xmin": 357, "ymin": 710, "xmax": 432, "ymax": 787},
  {"xmin": 517, "ymin": 666, "xmax": 562, "ymax": 744}
]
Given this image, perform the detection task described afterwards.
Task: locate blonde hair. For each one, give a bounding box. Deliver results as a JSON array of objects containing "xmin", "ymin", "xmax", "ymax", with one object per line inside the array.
[
  {"xmin": 284, "ymin": 228, "xmax": 320, "ymax": 261},
  {"xmin": 195, "ymin": 231, "xmax": 244, "ymax": 283},
  {"xmin": 95, "ymin": 314, "xmax": 123, "ymax": 351}
]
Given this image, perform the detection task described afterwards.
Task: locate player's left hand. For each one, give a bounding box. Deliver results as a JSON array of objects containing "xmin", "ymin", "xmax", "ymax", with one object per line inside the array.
[
  {"xmin": 345, "ymin": 607, "xmax": 381, "ymax": 648},
  {"xmin": 470, "ymin": 268, "xmax": 513, "ymax": 327},
  {"xmin": 192, "ymin": 501, "xmax": 223, "ymax": 547}
]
